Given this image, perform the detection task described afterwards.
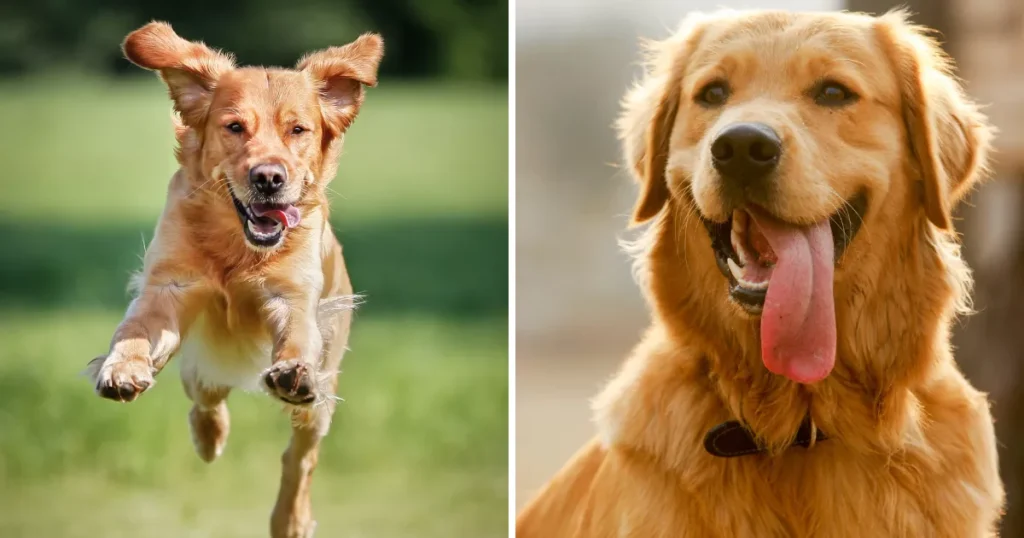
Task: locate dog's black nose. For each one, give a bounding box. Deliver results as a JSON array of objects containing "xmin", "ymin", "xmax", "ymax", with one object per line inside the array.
[
  {"xmin": 710, "ymin": 123, "xmax": 781, "ymax": 182},
  {"xmin": 250, "ymin": 164, "xmax": 287, "ymax": 196}
]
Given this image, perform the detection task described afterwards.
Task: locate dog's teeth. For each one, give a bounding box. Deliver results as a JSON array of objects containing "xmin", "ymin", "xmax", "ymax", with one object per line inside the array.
[
  {"xmin": 743, "ymin": 278, "xmax": 769, "ymax": 290},
  {"xmin": 731, "ymin": 228, "xmax": 749, "ymax": 265},
  {"xmin": 731, "ymin": 228, "xmax": 743, "ymax": 263},
  {"xmin": 727, "ymin": 257, "xmax": 744, "ymax": 282},
  {"xmin": 730, "ymin": 210, "xmax": 752, "ymax": 265},
  {"xmin": 727, "ymin": 257, "xmax": 769, "ymax": 290},
  {"xmin": 246, "ymin": 220, "xmax": 283, "ymax": 239}
]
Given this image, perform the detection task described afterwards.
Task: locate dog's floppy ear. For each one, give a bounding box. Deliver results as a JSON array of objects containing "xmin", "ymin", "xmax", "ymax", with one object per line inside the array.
[
  {"xmin": 122, "ymin": 22, "xmax": 235, "ymax": 127},
  {"xmin": 617, "ymin": 14, "xmax": 711, "ymax": 226},
  {"xmin": 297, "ymin": 33, "xmax": 384, "ymax": 137},
  {"xmin": 876, "ymin": 10, "xmax": 993, "ymax": 231}
]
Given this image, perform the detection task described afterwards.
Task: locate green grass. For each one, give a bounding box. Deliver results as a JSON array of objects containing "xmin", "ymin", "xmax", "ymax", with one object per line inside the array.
[
  {"xmin": 0, "ymin": 312, "xmax": 507, "ymax": 538},
  {"xmin": 0, "ymin": 75, "xmax": 508, "ymax": 537}
]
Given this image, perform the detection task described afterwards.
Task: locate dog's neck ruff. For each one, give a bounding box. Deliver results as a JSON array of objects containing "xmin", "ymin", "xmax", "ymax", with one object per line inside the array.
[{"xmin": 703, "ymin": 416, "xmax": 828, "ymax": 458}]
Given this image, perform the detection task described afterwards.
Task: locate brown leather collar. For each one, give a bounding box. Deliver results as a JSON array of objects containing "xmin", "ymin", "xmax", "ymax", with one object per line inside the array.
[{"xmin": 703, "ymin": 417, "xmax": 828, "ymax": 458}]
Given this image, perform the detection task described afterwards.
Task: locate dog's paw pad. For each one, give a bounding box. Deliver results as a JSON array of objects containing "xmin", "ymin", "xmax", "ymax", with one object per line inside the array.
[
  {"xmin": 92, "ymin": 356, "xmax": 154, "ymax": 403},
  {"xmin": 264, "ymin": 360, "xmax": 317, "ymax": 405}
]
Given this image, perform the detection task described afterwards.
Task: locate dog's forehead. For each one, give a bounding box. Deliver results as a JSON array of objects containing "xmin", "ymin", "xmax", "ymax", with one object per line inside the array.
[
  {"xmin": 211, "ymin": 68, "xmax": 320, "ymax": 116},
  {"xmin": 688, "ymin": 12, "xmax": 892, "ymax": 87}
]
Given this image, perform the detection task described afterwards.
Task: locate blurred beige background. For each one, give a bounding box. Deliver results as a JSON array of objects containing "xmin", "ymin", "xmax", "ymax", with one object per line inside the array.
[{"xmin": 515, "ymin": 0, "xmax": 1024, "ymax": 534}]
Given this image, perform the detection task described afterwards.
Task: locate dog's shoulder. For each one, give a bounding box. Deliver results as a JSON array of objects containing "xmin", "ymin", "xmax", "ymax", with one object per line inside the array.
[
  {"xmin": 516, "ymin": 439, "xmax": 606, "ymax": 538},
  {"xmin": 592, "ymin": 327, "xmax": 719, "ymax": 460},
  {"xmin": 518, "ymin": 436, "xmax": 712, "ymax": 537}
]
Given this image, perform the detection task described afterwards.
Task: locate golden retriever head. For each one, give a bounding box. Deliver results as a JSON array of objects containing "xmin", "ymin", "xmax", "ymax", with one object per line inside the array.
[
  {"xmin": 619, "ymin": 10, "xmax": 991, "ymax": 385},
  {"xmin": 123, "ymin": 22, "xmax": 383, "ymax": 251}
]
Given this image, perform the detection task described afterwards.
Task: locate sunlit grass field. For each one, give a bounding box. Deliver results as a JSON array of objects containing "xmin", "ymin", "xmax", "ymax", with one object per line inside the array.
[{"xmin": 0, "ymin": 76, "xmax": 508, "ymax": 538}]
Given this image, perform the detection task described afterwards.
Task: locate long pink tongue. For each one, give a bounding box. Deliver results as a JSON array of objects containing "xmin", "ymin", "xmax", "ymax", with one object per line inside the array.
[
  {"xmin": 747, "ymin": 208, "xmax": 836, "ymax": 384},
  {"xmin": 250, "ymin": 204, "xmax": 302, "ymax": 228}
]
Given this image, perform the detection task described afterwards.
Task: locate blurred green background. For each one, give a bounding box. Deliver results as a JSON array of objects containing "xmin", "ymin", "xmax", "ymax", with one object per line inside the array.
[{"xmin": 0, "ymin": 1, "xmax": 509, "ymax": 537}]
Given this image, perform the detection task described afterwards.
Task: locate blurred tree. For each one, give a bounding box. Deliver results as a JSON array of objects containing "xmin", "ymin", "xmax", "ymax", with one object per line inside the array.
[{"xmin": 0, "ymin": 0, "xmax": 508, "ymax": 80}]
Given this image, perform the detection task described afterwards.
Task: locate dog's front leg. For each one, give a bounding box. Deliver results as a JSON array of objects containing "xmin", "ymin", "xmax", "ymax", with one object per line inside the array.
[
  {"xmin": 261, "ymin": 282, "xmax": 325, "ymax": 407},
  {"xmin": 86, "ymin": 280, "xmax": 204, "ymax": 402},
  {"xmin": 260, "ymin": 279, "xmax": 332, "ymax": 538}
]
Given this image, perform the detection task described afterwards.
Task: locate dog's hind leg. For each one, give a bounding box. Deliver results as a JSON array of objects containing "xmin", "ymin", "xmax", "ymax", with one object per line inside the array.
[{"xmin": 181, "ymin": 367, "xmax": 231, "ymax": 463}]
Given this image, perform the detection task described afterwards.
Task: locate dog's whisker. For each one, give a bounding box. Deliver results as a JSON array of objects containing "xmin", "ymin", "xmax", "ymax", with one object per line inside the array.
[
  {"xmin": 324, "ymin": 185, "xmax": 346, "ymax": 200},
  {"xmin": 185, "ymin": 174, "xmax": 223, "ymax": 199},
  {"xmin": 824, "ymin": 186, "xmax": 865, "ymax": 244}
]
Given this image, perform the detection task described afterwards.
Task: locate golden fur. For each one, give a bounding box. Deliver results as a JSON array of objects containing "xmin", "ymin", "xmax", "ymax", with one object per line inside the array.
[
  {"xmin": 84, "ymin": 22, "xmax": 382, "ymax": 538},
  {"xmin": 518, "ymin": 9, "xmax": 1004, "ymax": 537}
]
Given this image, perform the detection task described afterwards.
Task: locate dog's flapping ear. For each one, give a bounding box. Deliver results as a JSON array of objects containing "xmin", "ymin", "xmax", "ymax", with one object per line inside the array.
[
  {"xmin": 122, "ymin": 22, "xmax": 235, "ymax": 127},
  {"xmin": 617, "ymin": 14, "xmax": 712, "ymax": 226},
  {"xmin": 876, "ymin": 11, "xmax": 993, "ymax": 231},
  {"xmin": 297, "ymin": 33, "xmax": 384, "ymax": 138}
]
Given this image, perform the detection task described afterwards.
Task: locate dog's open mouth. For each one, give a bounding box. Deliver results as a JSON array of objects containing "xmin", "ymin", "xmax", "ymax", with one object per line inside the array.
[
  {"xmin": 230, "ymin": 190, "xmax": 302, "ymax": 248},
  {"xmin": 702, "ymin": 193, "xmax": 867, "ymax": 384},
  {"xmin": 705, "ymin": 193, "xmax": 867, "ymax": 313}
]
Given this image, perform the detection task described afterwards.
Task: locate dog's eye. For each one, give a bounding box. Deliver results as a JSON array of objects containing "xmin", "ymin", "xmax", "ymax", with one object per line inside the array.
[
  {"xmin": 814, "ymin": 82, "xmax": 857, "ymax": 107},
  {"xmin": 291, "ymin": 126, "xmax": 307, "ymax": 135},
  {"xmin": 696, "ymin": 82, "xmax": 729, "ymax": 107},
  {"xmin": 226, "ymin": 122, "xmax": 244, "ymax": 134}
]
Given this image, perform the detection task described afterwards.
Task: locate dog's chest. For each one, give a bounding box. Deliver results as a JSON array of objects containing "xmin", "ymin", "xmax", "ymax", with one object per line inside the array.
[
  {"xmin": 178, "ymin": 286, "xmax": 274, "ymax": 391},
  {"xmin": 668, "ymin": 449, "xmax": 993, "ymax": 538}
]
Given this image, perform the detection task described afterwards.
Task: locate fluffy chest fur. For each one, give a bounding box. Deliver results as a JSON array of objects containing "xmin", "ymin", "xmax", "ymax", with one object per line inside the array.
[
  {"xmin": 581, "ymin": 338, "xmax": 1003, "ymax": 538},
  {"xmin": 583, "ymin": 443, "xmax": 996, "ymax": 537},
  {"xmin": 178, "ymin": 285, "xmax": 275, "ymax": 391}
]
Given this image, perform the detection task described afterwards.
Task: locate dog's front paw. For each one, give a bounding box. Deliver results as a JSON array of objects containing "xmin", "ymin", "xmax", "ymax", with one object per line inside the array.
[
  {"xmin": 86, "ymin": 354, "xmax": 155, "ymax": 402},
  {"xmin": 263, "ymin": 360, "xmax": 317, "ymax": 405}
]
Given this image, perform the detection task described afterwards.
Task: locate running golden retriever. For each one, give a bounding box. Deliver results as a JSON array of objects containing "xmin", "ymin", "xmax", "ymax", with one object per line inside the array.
[
  {"xmin": 84, "ymin": 22, "xmax": 382, "ymax": 538},
  {"xmin": 517, "ymin": 9, "xmax": 1004, "ymax": 537}
]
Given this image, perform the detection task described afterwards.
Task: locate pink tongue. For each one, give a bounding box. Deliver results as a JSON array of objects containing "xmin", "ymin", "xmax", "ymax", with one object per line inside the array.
[
  {"xmin": 250, "ymin": 204, "xmax": 301, "ymax": 228},
  {"xmin": 747, "ymin": 208, "xmax": 836, "ymax": 384}
]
